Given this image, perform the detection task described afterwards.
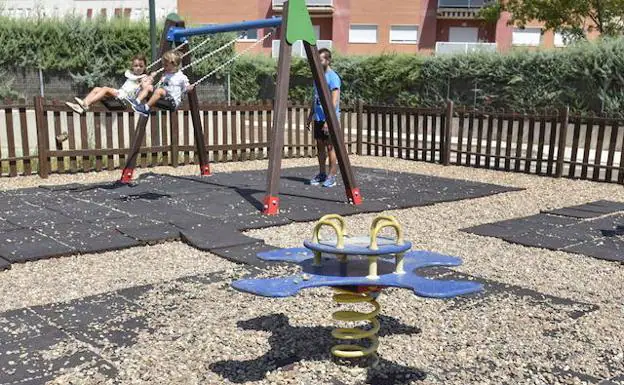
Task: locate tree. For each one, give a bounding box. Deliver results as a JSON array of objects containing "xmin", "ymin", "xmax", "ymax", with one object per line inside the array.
[{"xmin": 480, "ymin": 0, "xmax": 624, "ymax": 41}]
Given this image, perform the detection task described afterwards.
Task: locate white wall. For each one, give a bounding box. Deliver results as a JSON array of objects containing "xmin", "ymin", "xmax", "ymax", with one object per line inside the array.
[{"xmin": 0, "ymin": 0, "xmax": 176, "ymax": 20}]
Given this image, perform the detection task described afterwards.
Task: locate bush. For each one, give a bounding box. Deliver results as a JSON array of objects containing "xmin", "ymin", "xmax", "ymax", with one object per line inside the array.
[
  {"xmin": 0, "ymin": 15, "xmax": 236, "ymax": 89},
  {"xmin": 0, "ymin": 15, "xmax": 622, "ymax": 114}
]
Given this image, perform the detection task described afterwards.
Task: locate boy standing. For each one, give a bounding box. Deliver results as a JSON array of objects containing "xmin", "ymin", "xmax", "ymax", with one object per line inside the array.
[{"xmin": 305, "ymin": 48, "xmax": 341, "ymax": 188}]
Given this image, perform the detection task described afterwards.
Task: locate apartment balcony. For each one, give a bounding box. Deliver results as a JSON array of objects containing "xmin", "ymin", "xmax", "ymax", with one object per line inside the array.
[
  {"xmin": 437, "ymin": 0, "xmax": 493, "ymax": 19},
  {"xmin": 272, "ymin": 39, "xmax": 333, "ymax": 58},
  {"xmin": 272, "ymin": 0, "xmax": 334, "ymax": 14},
  {"xmin": 435, "ymin": 41, "xmax": 497, "ymax": 55}
]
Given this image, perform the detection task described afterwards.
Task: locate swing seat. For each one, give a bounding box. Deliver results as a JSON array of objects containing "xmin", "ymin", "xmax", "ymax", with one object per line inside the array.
[
  {"xmin": 101, "ymin": 97, "xmax": 128, "ymax": 111},
  {"xmin": 100, "ymin": 97, "xmax": 176, "ymax": 112}
]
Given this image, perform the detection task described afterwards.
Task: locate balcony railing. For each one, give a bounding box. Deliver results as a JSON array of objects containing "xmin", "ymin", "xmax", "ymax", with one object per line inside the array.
[
  {"xmin": 435, "ymin": 42, "xmax": 497, "ymax": 55},
  {"xmin": 272, "ymin": 40, "xmax": 333, "ymax": 58},
  {"xmin": 438, "ymin": 0, "xmax": 488, "ymax": 7},
  {"xmin": 272, "ymin": 0, "xmax": 333, "ymax": 7}
]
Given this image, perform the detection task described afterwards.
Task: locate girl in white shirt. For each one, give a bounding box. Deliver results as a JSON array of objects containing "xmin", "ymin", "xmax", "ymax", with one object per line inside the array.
[{"xmin": 66, "ymin": 54, "xmax": 153, "ymax": 114}]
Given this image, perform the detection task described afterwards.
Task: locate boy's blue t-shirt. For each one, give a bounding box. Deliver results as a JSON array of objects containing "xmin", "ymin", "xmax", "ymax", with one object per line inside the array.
[{"xmin": 313, "ymin": 69, "xmax": 341, "ymax": 122}]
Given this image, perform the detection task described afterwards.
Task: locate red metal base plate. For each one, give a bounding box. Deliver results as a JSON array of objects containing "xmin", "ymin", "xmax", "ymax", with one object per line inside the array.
[
  {"xmin": 120, "ymin": 168, "xmax": 134, "ymax": 184},
  {"xmin": 262, "ymin": 195, "xmax": 280, "ymax": 215},
  {"xmin": 347, "ymin": 187, "xmax": 362, "ymax": 205}
]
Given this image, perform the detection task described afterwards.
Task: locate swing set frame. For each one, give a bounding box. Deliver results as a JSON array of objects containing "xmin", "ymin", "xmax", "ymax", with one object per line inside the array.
[{"xmin": 118, "ymin": 0, "xmax": 362, "ymax": 215}]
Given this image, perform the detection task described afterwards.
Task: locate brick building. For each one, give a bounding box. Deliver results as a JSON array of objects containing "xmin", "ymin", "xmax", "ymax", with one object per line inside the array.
[
  {"xmin": 177, "ymin": 0, "xmax": 579, "ymax": 57},
  {"xmin": 0, "ymin": 0, "xmax": 176, "ymax": 20}
]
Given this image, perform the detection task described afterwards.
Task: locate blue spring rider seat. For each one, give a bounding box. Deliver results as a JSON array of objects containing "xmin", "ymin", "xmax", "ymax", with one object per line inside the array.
[{"xmin": 232, "ymin": 214, "xmax": 483, "ymax": 361}]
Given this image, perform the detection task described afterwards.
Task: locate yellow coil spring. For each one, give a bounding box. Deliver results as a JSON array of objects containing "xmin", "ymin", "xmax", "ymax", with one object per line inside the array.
[{"xmin": 331, "ymin": 288, "xmax": 381, "ymax": 359}]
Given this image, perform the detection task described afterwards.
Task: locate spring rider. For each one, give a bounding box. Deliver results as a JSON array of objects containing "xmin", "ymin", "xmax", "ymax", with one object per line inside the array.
[{"xmin": 232, "ymin": 214, "xmax": 483, "ymax": 361}]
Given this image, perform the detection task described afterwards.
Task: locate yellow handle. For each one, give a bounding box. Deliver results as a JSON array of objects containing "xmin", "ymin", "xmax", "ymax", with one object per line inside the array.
[
  {"xmin": 318, "ymin": 214, "xmax": 347, "ymax": 236},
  {"xmin": 369, "ymin": 215, "xmax": 403, "ymax": 250},
  {"xmin": 313, "ymin": 219, "xmax": 345, "ymax": 249}
]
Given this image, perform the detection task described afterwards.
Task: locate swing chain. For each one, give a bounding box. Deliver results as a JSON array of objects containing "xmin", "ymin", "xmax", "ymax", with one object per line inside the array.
[
  {"xmin": 190, "ymin": 31, "xmax": 272, "ymax": 88},
  {"xmin": 146, "ymin": 41, "xmax": 190, "ymax": 71}
]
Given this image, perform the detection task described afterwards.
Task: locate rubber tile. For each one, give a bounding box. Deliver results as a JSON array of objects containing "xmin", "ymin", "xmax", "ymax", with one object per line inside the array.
[
  {"xmin": 0, "ymin": 257, "xmax": 9, "ymax": 270},
  {"xmin": 209, "ymin": 242, "xmax": 280, "ymax": 268},
  {"xmin": 181, "ymin": 225, "xmax": 262, "ymax": 250},
  {"xmin": 0, "ymin": 228, "xmax": 75, "ymax": 262},
  {"xmin": 2, "ymin": 206, "xmax": 75, "ymax": 228},
  {"xmin": 563, "ymin": 238, "xmax": 624, "ymax": 262},
  {"xmin": 543, "ymin": 207, "xmax": 605, "ymax": 219},
  {"xmin": 37, "ymin": 222, "xmax": 140, "ymax": 254},
  {"xmin": 502, "ymin": 231, "xmax": 581, "ymax": 251},
  {"xmin": 31, "ymin": 291, "xmax": 149, "ymax": 350},
  {"xmin": 117, "ymin": 224, "xmax": 181, "ymax": 244},
  {"xmin": 0, "ymin": 219, "xmax": 21, "ymax": 233}
]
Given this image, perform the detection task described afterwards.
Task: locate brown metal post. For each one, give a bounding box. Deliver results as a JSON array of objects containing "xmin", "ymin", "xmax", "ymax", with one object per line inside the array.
[
  {"xmin": 34, "ymin": 96, "xmax": 50, "ymax": 178},
  {"xmin": 356, "ymin": 99, "xmax": 364, "ymax": 156},
  {"xmin": 303, "ymin": 42, "xmax": 362, "ymax": 205},
  {"xmin": 555, "ymin": 106, "xmax": 569, "ymax": 178},
  {"xmin": 263, "ymin": 1, "xmax": 293, "ymax": 215},
  {"xmin": 443, "ymin": 99, "xmax": 454, "ymax": 166},
  {"xmin": 120, "ymin": 16, "xmax": 181, "ymax": 183}
]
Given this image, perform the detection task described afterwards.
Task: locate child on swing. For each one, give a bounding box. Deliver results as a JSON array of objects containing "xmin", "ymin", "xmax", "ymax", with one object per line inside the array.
[
  {"xmin": 65, "ymin": 54, "xmax": 154, "ymax": 114},
  {"xmin": 130, "ymin": 50, "xmax": 194, "ymax": 117}
]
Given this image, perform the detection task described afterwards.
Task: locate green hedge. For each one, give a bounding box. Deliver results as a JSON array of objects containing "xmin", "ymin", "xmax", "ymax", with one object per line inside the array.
[
  {"xmin": 231, "ymin": 38, "xmax": 624, "ymax": 115},
  {"xmin": 0, "ymin": 15, "xmax": 236, "ymax": 90},
  {"xmin": 1, "ymin": 16, "xmax": 622, "ymax": 114}
]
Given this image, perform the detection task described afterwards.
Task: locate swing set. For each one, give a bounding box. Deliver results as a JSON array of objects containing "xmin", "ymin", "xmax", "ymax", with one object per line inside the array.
[{"xmin": 117, "ymin": 0, "xmax": 362, "ymax": 215}]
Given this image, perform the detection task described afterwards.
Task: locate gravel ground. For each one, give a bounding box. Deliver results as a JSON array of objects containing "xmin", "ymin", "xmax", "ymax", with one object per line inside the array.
[{"xmin": 1, "ymin": 157, "xmax": 623, "ymax": 385}]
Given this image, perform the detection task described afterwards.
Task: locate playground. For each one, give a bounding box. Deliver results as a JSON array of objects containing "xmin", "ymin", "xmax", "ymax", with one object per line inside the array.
[
  {"xmin": 0, "ymin": 0, "xmax": 623, "ymax": 383},
  {"xmin": 0, "ymin": 157, "xmax": 623, "ymax": 385}
]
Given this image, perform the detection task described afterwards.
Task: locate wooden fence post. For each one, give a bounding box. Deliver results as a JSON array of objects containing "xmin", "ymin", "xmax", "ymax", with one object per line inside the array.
[
  {"xmin": 356, "ymin": 99, "xmax": 364, "ymax": 155},
  {"xmin": 34, "ymin": 96, "xmax": 50, "ymax": 178},
  {"xmin": 170, "ymin": 110, "xmax": 179, "ymax": 167},
  {"xmin": 555, "ymin": 106, "xmax": 569, "ymax": 178},
  {"xmin": 443, "ymin": 99, "xmax": 454, "ymax": 166}
]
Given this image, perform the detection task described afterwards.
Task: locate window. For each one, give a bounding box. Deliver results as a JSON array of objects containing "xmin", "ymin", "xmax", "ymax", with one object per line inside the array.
[
  {"xmin": 554, "ymin": 32, "xmax": 568, "ymax": 47},
  {"xmin": 390, "ymin": 25, "xmax": 418, "ymax": 44},
  {"xmin": 448, "ymin": 27, "xmax": 479, "ymax": 43},
  {"xmin": 512, "ymin": 27, "xmax": 542, "ymax": 46},
  {"xmin": 349, "ymin": 25, "xmax": 377, "ymax": 44},
  {"xmin": 239, "ymin": 29, "xmax": 258, "ymax": 41}
]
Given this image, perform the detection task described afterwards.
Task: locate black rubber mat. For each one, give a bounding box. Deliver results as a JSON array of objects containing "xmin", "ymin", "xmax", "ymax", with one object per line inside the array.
[
  {"xmin": 463, "ymin": 201, "xmax": 624, "ymax": 262},
  {"xmin": 0, "ymin": 167, "xmax": 519, "ymax": 265}
]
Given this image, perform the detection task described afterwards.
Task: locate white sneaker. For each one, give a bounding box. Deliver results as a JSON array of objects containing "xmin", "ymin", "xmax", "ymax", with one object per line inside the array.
[
  {"xmin": 65, "ymin": 101, "xmax": 84, "ymax": 115},
  {"xmin": 74, "ymin": 97, "xmax": 89, "ymax": 111}
]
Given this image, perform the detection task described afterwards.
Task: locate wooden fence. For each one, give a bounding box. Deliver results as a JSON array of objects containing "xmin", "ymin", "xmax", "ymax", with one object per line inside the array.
[{"xmin": 1, "ymin": 97, "xmax": 624, "ymax": 184}]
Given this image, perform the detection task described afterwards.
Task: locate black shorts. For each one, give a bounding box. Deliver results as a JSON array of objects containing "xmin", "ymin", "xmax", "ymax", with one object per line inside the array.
[
  {"xmin": 149, "ymin": 89, "xmax": 177, "ymax": 111},
  {"xmin": 314, "ymin": 120, "xmax": 329, "ymax": 140},
  {"xmin": 156, "ymin": 94, "xmax": 177, "ymax": 111}
]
